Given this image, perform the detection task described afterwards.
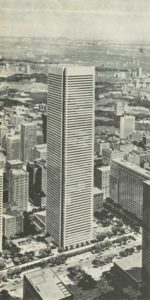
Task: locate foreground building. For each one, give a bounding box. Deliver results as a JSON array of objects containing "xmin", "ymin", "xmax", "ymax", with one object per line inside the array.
[
  {"xmin": 23, "ymin": 268, "xmax": 73, "ymax": 300},
  {"xmin": 114, "ymin": 253, "xmax": 142, "ymax": 290},
  {"xmin": 142, "ymin": 180, "xmax": 150, "ymax": 300},
  {"xmin": 110, "ymin": 158, "xmax": 150, "ymax": 219},
  {"xmin": 0, "ymin": 170, "xmax": 3, "ymax": 251},
  {"xmin": 46, "ymin": 65, "xmax": 94, "ymax": 248}
]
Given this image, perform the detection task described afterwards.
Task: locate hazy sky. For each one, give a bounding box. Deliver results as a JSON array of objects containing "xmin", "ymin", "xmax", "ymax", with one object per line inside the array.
[{"xmin": 0, "ymin": 0, "xmax": 150, "ymax": 42}]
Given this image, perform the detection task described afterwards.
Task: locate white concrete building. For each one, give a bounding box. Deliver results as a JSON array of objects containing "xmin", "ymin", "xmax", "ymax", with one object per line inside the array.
[
  {"xmin": 120, "ymin": 115, "xmax": 135, "ymax": 139},
  {"xmin": 46, "ymin": 65, "xmax": 95, "ymax": 248},
  {"xmin": 9, "ymin": 169, "xmax": 29, "ymax": 212}
]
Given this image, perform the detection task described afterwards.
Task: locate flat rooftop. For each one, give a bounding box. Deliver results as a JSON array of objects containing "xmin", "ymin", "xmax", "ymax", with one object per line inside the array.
[
  {"xmin": 7, "ymin": 160, "xmax": 23, "ymax": 165},
  {"xmin": 3, "ymin": 211, "xmax": 22, "ymax": 219},
  {"xmin": 11, "ymin": 169, "xmax": 28, "ymax": 176},
  {"xmin": 49, "ymin": 65, "xmax": 95, "ymax": 76},
  {"xmin": 97, "ymin": 165, "xmax": 110, "ymax": 171},
  {"xmin": 33, "ymin": 144, "xmax": 47, "ymax": 149},
  {"xmin": 7, "ymin": 135, "xmax": 20, "ymax": 140},
  {"xmin": 112, "ymin": 158, "xmax": 150, "ymax": 179},
  {"xmin": 94, "ymin": 187, "xmax": 103, "ymax": 195},
  {"xmin": 25, "ymin": 268, "xmax": 72, "ymax": 300},
  {"xmin": 115, "ymin": 253, "xmax": 142, "ymax": 283}
]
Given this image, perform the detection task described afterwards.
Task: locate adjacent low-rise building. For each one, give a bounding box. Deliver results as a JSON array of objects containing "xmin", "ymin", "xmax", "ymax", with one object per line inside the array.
[
  {"xmin": 110, "ymin": 158, "xmax": 150, "ymax": 219},
  {"xmin": 23, "ymin": 268, "xmax": 73, "ymax": 300},
  {"xmin": 114, "ymin": 253, "xmax": 142, "ymax": 290}
]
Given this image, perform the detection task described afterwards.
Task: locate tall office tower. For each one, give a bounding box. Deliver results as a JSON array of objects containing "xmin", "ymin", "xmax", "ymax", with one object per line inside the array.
[
  {"xmin": 95, "ymin": 166, "xmax": 110, "ymax": 200},
  {"xmin": 143, "ymin": 180, "xmax": 150, "ymax": 300},
  {"xmin": 0, "ymin": 170, "xmax": 3, "ymax": 251},
  {"xmin": 21, "ymin": 123, "xmax": 37, "ymax": 163},
  {"xmin": 47, "ymin": 65, "xmax": 95, "ymax": 248},
  {"xmin": 6, "ymin": 135, "xmax": 21, "ymax": 161},
  {"xmin": 110, "ymin": 158, "xmax": 150, "ymax": 219},
  {"xmin": 9, "ymin": 169, "xmax": 29, "ymax": 212},
  {"xmin": 42, "ymin": 113, "xmax": 47, "ymax": 143},
  {"xmin": 120, "ymin": 115, "xmax": 135, "ymax": 139}
]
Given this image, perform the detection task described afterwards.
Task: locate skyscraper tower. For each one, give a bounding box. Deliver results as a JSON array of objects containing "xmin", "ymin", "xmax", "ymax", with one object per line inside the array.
[
  {"xmin": 46, "ymin": 65, "xmax": 95, "ymax": 248},
  {"xmin": 21, "ymin": 123, "xmax": 37, "ymax": 163}
]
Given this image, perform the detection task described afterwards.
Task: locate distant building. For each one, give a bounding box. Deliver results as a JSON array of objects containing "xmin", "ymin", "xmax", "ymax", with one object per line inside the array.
[
  {"xmin": 119, "ymin": 142, "xmax": 134, "ymax": 153},
  {"xmin": 95, "ymin": 141, "xmax": 110, "ymax": 156},
  {"xmin": 6, "ymin": 160, "xmax": 23, "ymax": 194},
  {"xmin": 0, "ymin": 125, "xmax": 7, "ymax": 146},
  {"xmin": 142, "ymin": 180, "xmax": 150, "ymax": 300},
  {"xmin": 3, "ymin": 212, "xmax": 23, "ymax": 238},
  {"xmin": 129, "ymin": 131, "xmax": 143, "ymax": 142},
  {"xmin": 36, "ymin": 130, "xmax": 43, "ymax": 145},
  {"xmin": 102, "ymin": 148, "xmax": 127, "ymax": 165},
  {"xmin": 120, "ymin": 115, "xmax": 135, "ymax": 139},
  {"xmin": 93, "ymin": 187, "xmax": 103, "ymax": 212},
  {"xmin": 42, "ymin": 113, "xmax": 47, "ymax": 143},
  {"xmin": 143, "ymin": 134, "xmax": 150, "ymax": 147},
  {"xmin": 6, "ymin": 135, "xmax": 21, "ymax": 161},
  {"xmin": 137, "ymin": 66, "xmax": 142, "ymax": 78},
  {"xmin": 114, "ymin": 101, "xmax": 123, "ymax": 116},
  {"xmin": 9, "ymin": 169, "xmax": 29, "ymax": 212},
  {"xmin": 21, "ymin": 123, "xmax": 37, "ymax": 163},
  {"xmin": 0, "ymin": 170, "xmax": 3, "ymax": 251},
  {"xmin": 33, "ymin": 210, "xmax": 46, "ymax": 232},
  {"xmin": 27, "ymin": 160, "xmax": 46, "ymax": 207},
  {"xmin": 23, "ymin": 268, "xmax": 73, "ymax": 300},
  {"xmin": 95, "ymin": 166, "xmax": 110, "ymax": 200},
  {"xmin": 31, "ymin": 144, "xmax": 47, "ymax": 161},
  {"xmin": 126, "ymin": 152, "xmax": 140, "ymax": 166},
  {"xmin": 110, "ymin": 158, "xmax": 150, "ymax": 219}
]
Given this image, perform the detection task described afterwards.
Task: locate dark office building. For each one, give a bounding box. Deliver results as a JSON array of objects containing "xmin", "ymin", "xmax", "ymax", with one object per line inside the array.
[{"xmin": 42, "ymin": 113, "xmax": 47, "ymax": 143}]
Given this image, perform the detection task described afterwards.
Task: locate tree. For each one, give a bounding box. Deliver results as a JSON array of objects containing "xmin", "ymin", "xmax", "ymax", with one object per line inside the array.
[
  {"xmin": 13, "ymin": 257, "xmax": 21, "ymax": 265},
  {"xmin": 0, "ymin": 258, "xmax": 5, "ymax": 269}
]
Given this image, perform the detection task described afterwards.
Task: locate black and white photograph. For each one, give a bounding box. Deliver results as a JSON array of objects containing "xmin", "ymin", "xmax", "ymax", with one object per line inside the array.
[{"xmin": 0, "ymin": 0, "xmax": 150, "ymax": 299}]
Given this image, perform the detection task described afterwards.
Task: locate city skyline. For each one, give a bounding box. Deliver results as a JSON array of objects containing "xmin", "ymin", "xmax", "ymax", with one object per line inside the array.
[{"xmin": 0, "ymin": 0, "xmax": 150, "ymax": 42}]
